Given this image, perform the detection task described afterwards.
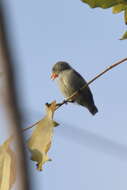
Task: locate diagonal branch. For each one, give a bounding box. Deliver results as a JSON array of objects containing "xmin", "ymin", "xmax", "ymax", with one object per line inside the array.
[
  {"xmin": 23, "ymin": 57, "xmax": 127, "ymax": 132},
  {"xmin": 56, "ymin": 58, "xmax": 127, "ymax": 109}
]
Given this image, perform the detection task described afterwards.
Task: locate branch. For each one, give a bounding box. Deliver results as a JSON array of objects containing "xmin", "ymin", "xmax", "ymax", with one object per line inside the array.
[
  {"xmin": 56, "ymin": 58, "xmax": 127, "ymax": 109},
  {"xmin": 23, "ymin": 57, "xmax": 127, "ymax": 132},
  {"xmin": 22, "ymin": 121, "xmax": 40, "ymax": 132}
]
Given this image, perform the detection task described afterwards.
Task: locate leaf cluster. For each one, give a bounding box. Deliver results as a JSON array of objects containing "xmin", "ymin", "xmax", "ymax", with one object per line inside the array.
[{"xmin": 81, "ymin": 0, "xmax": 127, "ymax": 39}]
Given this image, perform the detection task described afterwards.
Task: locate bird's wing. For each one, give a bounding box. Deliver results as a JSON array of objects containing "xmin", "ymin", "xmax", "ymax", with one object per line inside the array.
[
  {"xmin": 62, "ymin": 69, "xmax": 87, "ymax": 90},
  {"xmin": 61, "ymin": 69, "xmax": 94, "ymax": 102}
]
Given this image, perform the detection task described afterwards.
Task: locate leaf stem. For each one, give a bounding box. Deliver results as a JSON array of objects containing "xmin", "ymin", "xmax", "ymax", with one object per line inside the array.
[{"xmin": 22, "ymin": 121, "xmax": 40, "ymax": 132}]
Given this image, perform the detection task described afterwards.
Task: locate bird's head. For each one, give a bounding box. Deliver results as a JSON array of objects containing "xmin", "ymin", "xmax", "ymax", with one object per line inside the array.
[{"xmin": 51, "ymin": 61, "xmax": 71, "ymax": 80}]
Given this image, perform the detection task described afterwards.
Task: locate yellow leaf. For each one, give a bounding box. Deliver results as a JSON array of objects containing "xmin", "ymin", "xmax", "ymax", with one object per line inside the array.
[
  {"xmin": 0, "ymin": 136, "xmax": 16, "ymax": 190},
  {"xmin": 27, "ymin": 101, "xmax": 59, "ymax": 171}
]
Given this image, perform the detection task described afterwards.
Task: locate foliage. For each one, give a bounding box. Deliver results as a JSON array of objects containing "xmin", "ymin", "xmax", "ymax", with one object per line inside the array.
[
  {"xmin": 120, "ymin": 30, "xmax": 127, "ymax": 39},
  {"xmin": 0, "ymin": 136, "xmax": 16, "ymax": 190},
  {"xmin": 27, "ymin": 102, "xmax": 59, "ymax": 171},
  {"xmin": 81, "ymin": 0, "xmax": 127, "ymax": 39}
]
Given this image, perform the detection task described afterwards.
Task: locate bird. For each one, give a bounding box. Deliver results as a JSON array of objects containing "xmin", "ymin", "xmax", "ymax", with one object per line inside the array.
[{"xmin": 51, "ymin": 61, "xmax": 98, "ymax": 115}]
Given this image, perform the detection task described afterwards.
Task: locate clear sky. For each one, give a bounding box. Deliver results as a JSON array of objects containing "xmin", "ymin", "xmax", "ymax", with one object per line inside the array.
[{"xmin": 2, "ymin": 0, "xmax": 127, "ymax": 189}]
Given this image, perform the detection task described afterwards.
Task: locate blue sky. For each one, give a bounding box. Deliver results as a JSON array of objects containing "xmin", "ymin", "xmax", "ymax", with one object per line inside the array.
[{"xmin": 1, "ymin": 0, "xmax": 127, "ymax": 189}]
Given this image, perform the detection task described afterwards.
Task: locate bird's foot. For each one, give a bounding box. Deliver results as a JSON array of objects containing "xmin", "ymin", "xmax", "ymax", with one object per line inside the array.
[
  {"xmin": 56, "ymin": 100, "xmax": 67, "ymax": 107},
  {"xmin": 56, "ymin": 99, "xmax": 75, "ymax": 108}
]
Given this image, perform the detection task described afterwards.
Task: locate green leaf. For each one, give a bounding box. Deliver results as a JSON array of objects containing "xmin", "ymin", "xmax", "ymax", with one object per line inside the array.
[
  {"xmin": 124, "ymin": 9, "xmax": 127, "ymax": 23},
  {"xmin": 120, "ymin": 31, "xmax": 127, "ymax": 39},
  {"xmin": 81, "ymin": 0, "xmax": 127, "ymax": 9},
  {"xmin": 112, "ymin": 3, "xmax": 127, "ymax": 13}
]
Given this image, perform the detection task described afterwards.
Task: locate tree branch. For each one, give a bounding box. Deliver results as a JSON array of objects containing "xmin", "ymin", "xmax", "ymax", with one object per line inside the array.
[
  {"xmin": 56, "ymin": 58, "xmax": 127, "ymax": 109},
  {"xmin": 23, "ymin": 57, "xmax": 127, "ymax": 132},
  {"xmin": 22, "ymin": 121, "xmax": 40, "ymax": 132}
]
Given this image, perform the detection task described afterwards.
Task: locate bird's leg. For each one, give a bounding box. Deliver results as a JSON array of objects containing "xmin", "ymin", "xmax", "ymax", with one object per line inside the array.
[
  {"xmin": 56, "ymin": 99, "xmax": 71, "ymax": 107},
  {"xmin": 56, "ymin": 99, "xmax": 68, "ymax": 107},
  {"xmin": 56, "ymin": 98, "xmax": 75, "ymax": 109}
]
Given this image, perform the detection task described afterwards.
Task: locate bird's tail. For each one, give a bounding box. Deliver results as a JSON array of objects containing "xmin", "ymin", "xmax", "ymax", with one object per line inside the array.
[{"xmin": 89, "ymin": 105, "xmax": 98, "ymax": 115}]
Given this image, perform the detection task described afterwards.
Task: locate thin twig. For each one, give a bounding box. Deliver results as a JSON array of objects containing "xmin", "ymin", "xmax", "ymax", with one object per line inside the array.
[
  {"xmin": 22, "ymin": 120, "xmax": 40, "ymax": 132},
  {"xmin": 56, "ymin": 58, "xmax": 127, "ymax": 109},
  {"xmin": 23, "ymin": 57, "xmax": 127, "ymax": 131}
]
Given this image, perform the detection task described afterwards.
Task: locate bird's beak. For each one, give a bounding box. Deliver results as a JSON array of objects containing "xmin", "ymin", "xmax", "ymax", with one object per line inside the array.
[{"xmin": 50, "ymin": 72, "xmax": 58, "ymax": 80}]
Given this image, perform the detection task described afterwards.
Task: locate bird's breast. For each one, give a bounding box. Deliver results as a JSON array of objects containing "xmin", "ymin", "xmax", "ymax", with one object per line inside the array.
[{"xmin": 57, "ymin": 75, "xmax": 74, "ymax": 98}]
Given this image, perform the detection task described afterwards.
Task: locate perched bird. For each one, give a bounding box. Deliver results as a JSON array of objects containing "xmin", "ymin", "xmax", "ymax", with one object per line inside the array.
[{"xmin": 51, "ymin": 61, "xmax": 98, "ymax": 115}]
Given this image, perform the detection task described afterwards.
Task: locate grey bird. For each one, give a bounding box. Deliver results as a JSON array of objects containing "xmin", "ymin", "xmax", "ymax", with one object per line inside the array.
[{"xmin": 51, "ymin": 61, "xmax": 98, "ymax": 115}]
